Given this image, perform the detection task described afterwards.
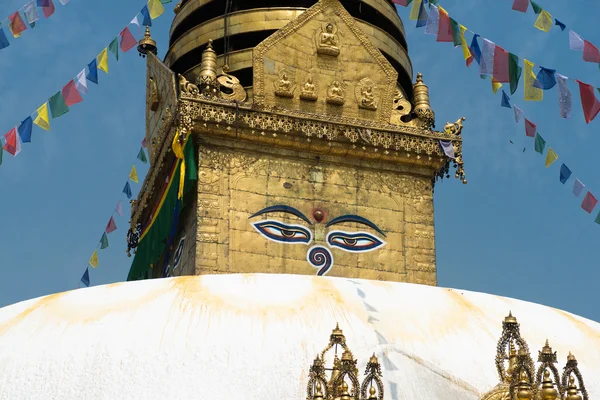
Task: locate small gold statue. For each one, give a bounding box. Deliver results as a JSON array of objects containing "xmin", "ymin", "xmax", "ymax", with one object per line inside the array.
[
  {"xmin": 274, "ymin": 71, "xmax": 295, "ymax": 98},
  {"xmin": 356, "ymin": 78, "xmax": 377, "ymax": 110},
  {"xmin": 443, "ymin": 117, "xmax": 466, "ymax": 136},
  {"xmin": 326, "ymin": 80, "xmax": 345, "ymax": 105},
  {"xmin": 217, "ymin": 65, "xmax": 247, "ymax": 103},
  {"xmin": 300, "ymin": 75, "xmax": 318, "ymax": 101},
  {"xmin": 178, "ymin": 74, "xmax": 199, "ymax": 96},
  {"xmin": 149, "ymin": 77, "xmax": 160, "ymax": 111},
  {"xmin": 317, "ymin": 23, "xmax": 340, "ymax": 57}
]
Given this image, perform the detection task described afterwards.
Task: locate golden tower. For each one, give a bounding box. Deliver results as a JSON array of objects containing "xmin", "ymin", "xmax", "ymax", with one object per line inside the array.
[{"xmin": 127, "ymin": 0, "xmax": 466, "ymax": 284}]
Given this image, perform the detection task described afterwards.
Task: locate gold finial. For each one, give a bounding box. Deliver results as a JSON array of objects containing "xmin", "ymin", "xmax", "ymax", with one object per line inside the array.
[
  {"xmin": 505, "ymin": 311, "xmax": 518, "ymax": 324},
  {"xmin": 340, "ymin": 381, "xmax": 351, "ymax": 400},
  {"xmin": 516, "ymin": 370, "xmax": 533, "ymax": 400},
  {"xmin": 415, "ymin": 72, "xmax": 424, "ymax": 84},
  {"xmin": 567, "ymin": 352, "xmax": 576, "ymax": 362},
  {"xmin": 368, "ymin": 386, "xmax": 377, "ymax": 400},
  {"xmin": 137, "ymin": 26, "xmax": 157, "ymax": 58},
  {"xmin": 197, "ymin": 39, "xmax": 220, "ymax": 96},
  {"xmin": 412, "ymin": 72, "xmax": 434, "ymax": 129},
  {"xmin": 331, "ymin": 322, "xmax": 344, "ymax": 339},
  {"xmin": 369, "ymin": 353, "xmax": 378, "ymax": 364},
  {"xmin": 540, "ymin": 369, "xmax": 558, "ymax": 400},
  {"xmin": 565, "ymin": 375, "xmax": 582, "ymax": 400},
  {"xmin": 313, "ymin": 382, "xmax": 324, "ymax": 400}
]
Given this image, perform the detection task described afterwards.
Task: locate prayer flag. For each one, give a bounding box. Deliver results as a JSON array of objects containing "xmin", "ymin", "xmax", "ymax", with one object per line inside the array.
[
  {"xmin": 115, "ymin": 201, "xmax": 123, "ymax": 216},
  {"xmin": 559, "ymin": 164, "xmax": 572, "ymax": 184},
  {"xmin": 75, "ymin": 69, "xmax": 88, "ymax": 95},
  {"xmin": 49, "ymin": 91, "xmax": 69, "ymax": 118},
  {"xmin": 0, "ymin": 147, "xmax": 2, "ymax": 166},
  {"xmin": 596, "ymin": 211, "xmax": 600, "ymax": 225},
  {"xmin": 9, "ymin": 12, "xmax": 27, "ymax": 37},
  {"xmin": 534, "ymin": 10, "xmax": 553, "ymax": 33},
  {"xmin": 470, "ymin": 34, "xmax": 481, "ymax": 65},
  {"xmin": 556, "ymin": 73, "xmax": 572, "ymax": 119},
  {"xmin": 493, "ymin": 46, "xmax": 509, "ymax": 82},
  {"xmin": 581, "ymin": 192, "xmax": 598, "ymax": 214},
  {"xmin": 524, "ymin": 118, "xmax": 536, "ymax": 137},
  {"xmin": 18, "ymin": 117, "xmax": 33, "ymax": 143},
  {"xmin": 62, "ymin": 80, "xmax": 83, "ymax": 107},
  {"xmin": 137, "ymin": 148, "xmax": 148, "ymax": 163},
  {"xmin": 480, "ymin": 39, "xmax": 495, "ymax": 75},
  {"xmin": 81, "ymin": 268, "xmax": 90, "ymax": 287},
  {"xmin": 89, "ymin": 250, "xmax": 99, "ymax": 268},
  {"xmin": 512, "ymin": 0, "xmax": 528, "ymax": 12},
  {"xmin": 491, "ymin": 79, "xmax": 502, "ymax": 94},
  {"xmin": 38, "ymin": 0, "xmax": 55, "ymax": 18},
  {"xmin": 534, "ymin": 133, "xmax": 546, "ymax": 154},
  {"xmin": 87, "ymin": 59, "xmax": 98, "ymax": 84},
  {"xmin": 524, "ymin": 59, "xmax": 542, "ymax": 101},
  {"xmin": 97, "ymin": 48, "xmax": 109, "ymax": 74},
  {"xmin": 425, "ymin": 5, "xmax": 439, "ymax": 35},
  {"xmin": 100, "ymin": 233, "xmax": 109, "ymax": 249},
  {"xmin": 148, "ymin": 0, "xmax": 165, "ymax": 19},
  {"xmin": 105, "ymin": 217, "xmax": 117, "ymax": 234},
  {"xmin": 439, "ymin": 140, "xmax": 454, "ymax": 158},
  {"xmin": 37, "ymin": 0, "xmax": 50, "ymax": 6},
  {"xmin": 459, "ymin": 25, "xmax": 471, "ymax": 60},
  {"xmin": 123, "ymin": 182, "xmax": 132, "ymax": 199},
  {"xmin": 3, "ymin": 128, "xmax": 21, "ymax": 156},
  {"xmin": 508, "ymin": 53, "xmax": 522, "ymax": 95},
  {"xmin": 409, "ymin": 0, "xmax": 421, "ymax": 20},
  {"xmin": 501, "ymin": 91, "xmax": 511, "ymax": 108},
  {"xmin": 0, "ymin": 28, "xmax": 10, "ymax": 49},
  {"xmin": 569, "ymin": 30, "xmax": 584, "ymax": 51},
  {"xmin": 140, "ymin": 5, "xmax": 152, "ymax": 27},
  {"xmin": 130, "ymin": 15, "xmax": 141, "ymax": 36},
  {"xmin": 416, "ymin": 1, "xmax": 428, "ymax": 28},
  {"xmin": 545, "ymin": 148, "xmax": 558, "ymax": 168},
  {"xmin": 530, "ymin": 1, "xmax": 542, "ymax": 14},
  {"xmin": 24, "ymin": 2, "xmax": 40, "ymax": 26},
  {"xmin": 577, "ymin": 80, "xmax": 600, "ymax": 124},
  {"xmin": 392, "ymin": 0, "xmax": 412, "ymax": 4},
  {"xmin": 120, "ymin": 27, "xmax": 137, "ymax": 52},
  {"xmin": 583, "ymin": 41, "xmax": 600, "ymax": 63},
  {"xmin": 34, "ymin": 103, "xmax": 50, "ymax": 130},
  {"xmin": 555, "ymin": 19, "xmax": 566, "ymax": 31},
  {"xmin": 533, "ymin": 67, "xmax": 556, "ymax": 90},
  {"xmin": 129, "ymin": 165, "xmax": 139, "ymax": 183},
  {"xmin": 108, "ymin": 38, "xmax": 119, "ymax": 61},
  {"xmin": 142, "ymin": 137, "xmax": 148, "ymax": 148},
  {"xmin": 513, "ymin": 105, "xmax": 524, "ymax": 123},
  {"xmin": 449, "ymin": 18, "xmax": 461, "ymax": 47},
  {"xmin": 436, "ymin": 6, "xmax": 453, "ymax": 42},
  {"xmin": 573, "ymin": 179, "xmax": 585, "ymax": 196}
]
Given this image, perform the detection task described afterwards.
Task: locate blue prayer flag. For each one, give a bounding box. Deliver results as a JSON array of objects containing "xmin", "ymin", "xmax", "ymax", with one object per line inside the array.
[
  {"xmin": 81, "ymin": 267, "xmax": 90, "ymax": 287},
  {"xmin": 18, "ymin": 117, "xmax": 33, "ymax": 143},
  {"xmin": 123, "ymin": 181, "xmax": 132, "ymax": 199},
  {"xmin": 501, "ymin": 90, "xmax": 511, "ymax": 108},
  {"xmin": 87, "ymin": 59, "xmax": 98, "ymax": 84},
  {"xmin": 141, "ymin": 5, "xmax": 152, "ymax": 27},
  {"xmin": 533, "ymin": 67, "xmax": 556, "ymax": 90},
  {"xmin": 0, "ymin": 27, "xmax": 10, "ymax": 50},
  {"xmin": 416, "ymin": 0, "xmax": 428, "ymax": 28},
  {"xmin": 555, "ymin": 19, "xmax": 566, "ymax": 31},
  {"xmin": 470, "ymin": 34, "xmax": 482, "ymax": 65},
  {"xmin": 559, "ymin": 163, "xmax": 572, "ymax": 184},
  {"xmin": 37, "ymin": 0, "xmax": 51, "ymax": 6}
]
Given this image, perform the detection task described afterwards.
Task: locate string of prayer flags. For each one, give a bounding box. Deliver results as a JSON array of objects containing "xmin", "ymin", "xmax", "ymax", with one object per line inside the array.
[
  {"xmin": 105, "ymin": 217, "xmax": 117, "ymax": 234},
  {"xmin": 556, "ymin": 74, "xmax": 572, "ymax": 119},
  {"xmin": 33, "ymin": 103, "xmax": 50, "ymax": 130},
  {"xmin": 89, "ymin": 250, "xmax": 99, "ymax": 269},
  {"xmin": 559, "ymin": 164, "xmax": 572, "ymax": 184},
  {"xmin": 100, "ymin": 233, "xmax": 109, "ymax": 249},
  {"xmin": 573, "ymin": 179, "xmax": 585, "ymax": 197},
  {"xmin": 544, "ymin": 148, "xmax": 558, "ymax": 168},
  {"xmin": 123, "ymin": 182, "xmax": 132, "ymax": 199},
  {"xmin": 577, "ymin": 81, "xmax": 600, "ymax": 124},
  {"xmin": 137, "ymin": 148, "xmax": 148, "ymax": 163},
  {"xmin": 80, "ymin": 268, "xmax": 90, "ymax": 287},
  {"xmin": 129, "ymin": 165, "xmax": 139, "ymax": 183},
  {"xmin": 581, "ymin": 192, "xmax": 598, "ymax": 214}
]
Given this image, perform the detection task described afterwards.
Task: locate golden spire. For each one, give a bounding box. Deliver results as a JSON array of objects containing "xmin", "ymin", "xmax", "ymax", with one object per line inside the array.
[
  {"xmin": 504, "ymin": 311, "xmax": 518, "ymax": 325},
  {"xmin": 340, "ymin": 381, "xmax": 351, "ymax": 400},
  {"xmin": 516, "ymin": 370, "xmax": 533, "ymax": 400},
  {"xmin": 412, "ymin": 72, "xmax": 435, "ymax": 129},
  {"xmin": 367, "ymin": 386, "xmax": 377, "ymax": 400},
  {"xmin": 313, "ymin": 382, "xmax": 324, "ymax": 400},
  {"xmin": 197, "ymin": 39, "xmax": 220, "ymax": 96},
  {"xmin": 540, "ymin": 370, "xmax": 558, "ymax": 400},
  {"xmin": 565, "ymin": 375, "xmax": 582, "ymax": 400},
  {"xmin": 137, "ymin": 26, "xmax": 157, "ymax": 58}
]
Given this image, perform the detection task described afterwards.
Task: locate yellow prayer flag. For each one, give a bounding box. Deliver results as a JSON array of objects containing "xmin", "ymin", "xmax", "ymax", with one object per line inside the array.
[
  {"xmin": 460, "ymin": 25, "xmax": 471, "ymax": 60},
  {"xmin": 534, "ymin": 10, "xmax": 553, "ymax": 33},
  {"xmin": 524, "ymin": 59, "xmax": 543, "ymax": 101},
  {"xmin": 492, "ymin": 79, "xmax": 503, "ymax": 94},
  {"xmin": 545, "ymin": 148, "xmax": 558, "ymax": 168},
  {"xmin": 89, "ymin": 250, "xmax": 99, "ymax": 269},
  {"xmin": 129, "ymin": 165, "xmax": 139, "ymax": 183},
  {"xmin": 172, "ymin": 130, "xmax": 185, "ymax": 160},
  {"xmin": 34, "ymin": 103, "xmax": 50, "ymax": 131},
  {"xmin": 409, "ymin": 0, "xmax": 422, "ymax": 20},
  {"xmin": 97, "ymin": 48, "xmax": 109, "ymax": 74},
  {"xmin": 172, "ymin": 130, "xmax": 189, "ymax": 199},
  {"xmin": 148, "ymin": 0, "xmax": 165, "ymax": 19}
]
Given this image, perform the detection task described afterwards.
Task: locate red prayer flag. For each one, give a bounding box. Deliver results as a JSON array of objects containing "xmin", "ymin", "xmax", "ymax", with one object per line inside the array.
[
  {"xmin": 9, "ymin": 12, "xmax": 27, "ymax": 36},
  {"xmin": 577, "ymin": 80, "xmax": 600, "ymax": 124},
  {"xmin": 581, "ymin": 192, "xmax": 598, "ymax": 213},
  {"xmin": 392, "ymin": 0, "xmax": 411, "ymax": 5},
  {"xmin": 62, "ymin": 80, "xmax": 83, "ymax": 107},
  {"xmin": 466, "ymin": 54, "xmax": 474, "ymax": 68},
  {"xmin": 493, "ymin": 46, "xmax": 510, "ymax": 83},
  {"xmin": 583, "ymin": 41, "xmax": 600, "ymax": 63},
  {"xmin": 105, "ymin": 217, "xmax": 117, "ymax": 234},
  {"xmin": 41, "ymin": 0, "xmax": 55, "ymax": 18},
  {"xmin": 120, "ymin": 27, "xmax": 137, "ymax": 52},
  {"xmin": 437, "ymin": 8, "xmax": 453, "ymax": 43},
  {"xmin": 524, "ymin": 118, "xmax": 536, "ymax": 137},
  {"xmin": 512, "ymin": 0, "xmax": 528, "ymax": 12},
  {"xmin": 3, "ymin": 128, "xmax": 18, "ymax": 156},
  {"xmin": 142, "ymin": 137, "xmax": 148, "ymax": 148}
]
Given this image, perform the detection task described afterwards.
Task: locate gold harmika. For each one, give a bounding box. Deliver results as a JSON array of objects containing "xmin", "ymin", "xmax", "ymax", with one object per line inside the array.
[
  {"xmin": 479, "ymin": 313, "xmax": 588, "ymax": 400},
  {"xmin": 306, "ymin": 324, "xmax": 384, "ymax": 400}
]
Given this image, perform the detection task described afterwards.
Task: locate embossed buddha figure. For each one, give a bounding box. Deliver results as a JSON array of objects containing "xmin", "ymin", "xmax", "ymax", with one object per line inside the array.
[
  {"xmin": 317, "ymin": 23, "xmax": 340, "ymax": 56},
  {"xmin": 275, "ymin": 72, "xmax": 295, "ymax": 98},
  {"xmin": 361, "ymin": 85, "xmax": 376, "ymax": 110},
  {"xmin": 301, "ymin": 75, "xmax": 318, "ymax": 101},
  {"xmin": 327, "ymin": 81, "xmax": 345, "ymax": 105}
]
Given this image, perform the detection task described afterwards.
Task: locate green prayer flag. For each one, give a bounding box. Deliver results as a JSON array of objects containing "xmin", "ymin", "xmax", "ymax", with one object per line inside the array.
[
  {"xmin": 429, "ymin": 0, "xmax": 438, "ymax": 4},
  {"xmin": 534, "ymin": 133, "xmax": 546, "ymax": 154},
  {"xmin": 160, "ymin": 0, "xmax": 173, "ymax": 3},
  {"xmin": 49, "ymin": 91, "xmax": 69, "ymax": 119},
  {"xmin": 508, "ymin": 53, "xmax": 522, "ymax": 95},
  {"xmin": 449, "ymin": 18, "xmax": 462, "ymax": 47},
  {"xmin": 597, "ymin": 87, "xmax": 600, "ymax": 96},
  {"xmin": 0, "ymin": 148, "xmax": 3, "ymax": 167},
  {"xmin": 595, "ymin": 211, "xmax": 600, "ymax": 225},
  {"xmin": 109, "ymin": 37, "xmax": 119, "ymax": 61},
  {"xmin": 530, "ymin": 0, "xmax": 542, "ymax": 14},
  {"xmin": 100, "ymin": 232, "xmax": 109, "ymax": 249},
  {"xmin": 137, "ymin": 148, "xmax": 148, "ymax": 163}
]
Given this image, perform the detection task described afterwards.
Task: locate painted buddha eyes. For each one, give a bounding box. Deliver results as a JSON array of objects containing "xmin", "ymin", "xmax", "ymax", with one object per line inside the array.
[
  {"xmin": 326, "ymin": 231, "xmax": 386, "ymax": 253},
  {"xmin": 251, "ymin": 220, "xmax": 312, "ymax": 244}
]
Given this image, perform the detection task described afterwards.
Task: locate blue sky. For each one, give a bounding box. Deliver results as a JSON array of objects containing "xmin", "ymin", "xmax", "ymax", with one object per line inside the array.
[{"xmin": 0, "ymin": 0, "xmax": 599, "ymax": 322}]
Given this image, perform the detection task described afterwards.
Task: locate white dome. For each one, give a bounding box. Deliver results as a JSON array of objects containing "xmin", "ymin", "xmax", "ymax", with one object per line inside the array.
[{"xmin": 0, "ymin": 274, "xmax": 598, "ymax": 400}]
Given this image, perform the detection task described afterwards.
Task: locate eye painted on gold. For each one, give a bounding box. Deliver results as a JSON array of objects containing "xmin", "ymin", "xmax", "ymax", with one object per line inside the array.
[
  {"xmin": 252, "ymin": 220, "xmax": 312, "ymax": 244},
  {"xmin": 326, "ymin": 230, "xmax": 386, "ymax": 253}
]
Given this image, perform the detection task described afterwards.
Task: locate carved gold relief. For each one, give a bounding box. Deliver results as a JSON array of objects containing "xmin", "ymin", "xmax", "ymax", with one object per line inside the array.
[
  {"xmin": 149, "ymin": 77, "xmax": 160, "ymax": 112},
  {"xmin": 178, "ymin": 74, "xmax": 199, "ymax": 97},
  {"xmin": 316, "ymin": 22, "xmax": 340, "ymax": 57},
  {"xmin": 390, "ymin": 85, "xmax": 412, "ymax": 125},
  {"xmin": 326, "ymin": 81, "xmax": 345, "ymax": 105},
  {"xmin": 355, "ymin": 77, "xmax": 378, "ymax": 111},
  {"xmin": 217, "ymin": 66, "xmax": 247, "ymax": 103},
  {"xmin": 300, "ymin": 75, "xmax": 318, "ymax": 101},
  {"xmin": 443, "ymin": 117, "xmax": 466, "ymax": 136},
  {"xmin": 275, "ymin": 69, "xmax": 296, "ymax": 98}
]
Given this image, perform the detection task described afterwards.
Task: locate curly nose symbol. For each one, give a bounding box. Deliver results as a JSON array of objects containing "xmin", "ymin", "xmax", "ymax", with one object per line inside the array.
[{"xmin": 307, "ymin": 246, "xmax": 334, "ymax": 276}]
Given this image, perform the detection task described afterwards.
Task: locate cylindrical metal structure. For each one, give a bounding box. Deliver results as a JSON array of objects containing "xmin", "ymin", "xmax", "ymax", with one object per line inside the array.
[{"xmin": 165, "ymin": 0, "xmax": 413, "ymax": 99}]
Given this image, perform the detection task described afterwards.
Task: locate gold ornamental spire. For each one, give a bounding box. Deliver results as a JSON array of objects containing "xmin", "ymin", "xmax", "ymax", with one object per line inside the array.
[
  {"xmin": 197, "ymin": 39, "xmax": 220, "ymax": 96},
  {"xmin": 412, "ymin": 72, "xmax": 435, "ymax": 130},
  {"xmin": 137, "ymin": 26, "xmax": 157, "ymax": 58}
]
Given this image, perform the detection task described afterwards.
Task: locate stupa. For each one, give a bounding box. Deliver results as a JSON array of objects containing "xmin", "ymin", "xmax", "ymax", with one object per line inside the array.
[{"xmin": 0, "ymin": 1, "xmax": 598, "ymax": 399}]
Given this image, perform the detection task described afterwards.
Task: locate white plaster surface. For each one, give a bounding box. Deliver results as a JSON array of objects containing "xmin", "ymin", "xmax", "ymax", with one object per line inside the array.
[{"xmin": 0, "ymin": 274, "xmax": 598, "ymax": 400}]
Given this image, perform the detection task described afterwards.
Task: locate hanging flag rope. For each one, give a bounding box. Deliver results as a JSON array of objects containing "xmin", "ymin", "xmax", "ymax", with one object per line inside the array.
[
  {"xmin": 0, "ymin": 0, "xmax": 167, "ymax": 167},
  {"xmin": 394, "ymin": 1, "xmax": 600, "ymax": 124}
]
